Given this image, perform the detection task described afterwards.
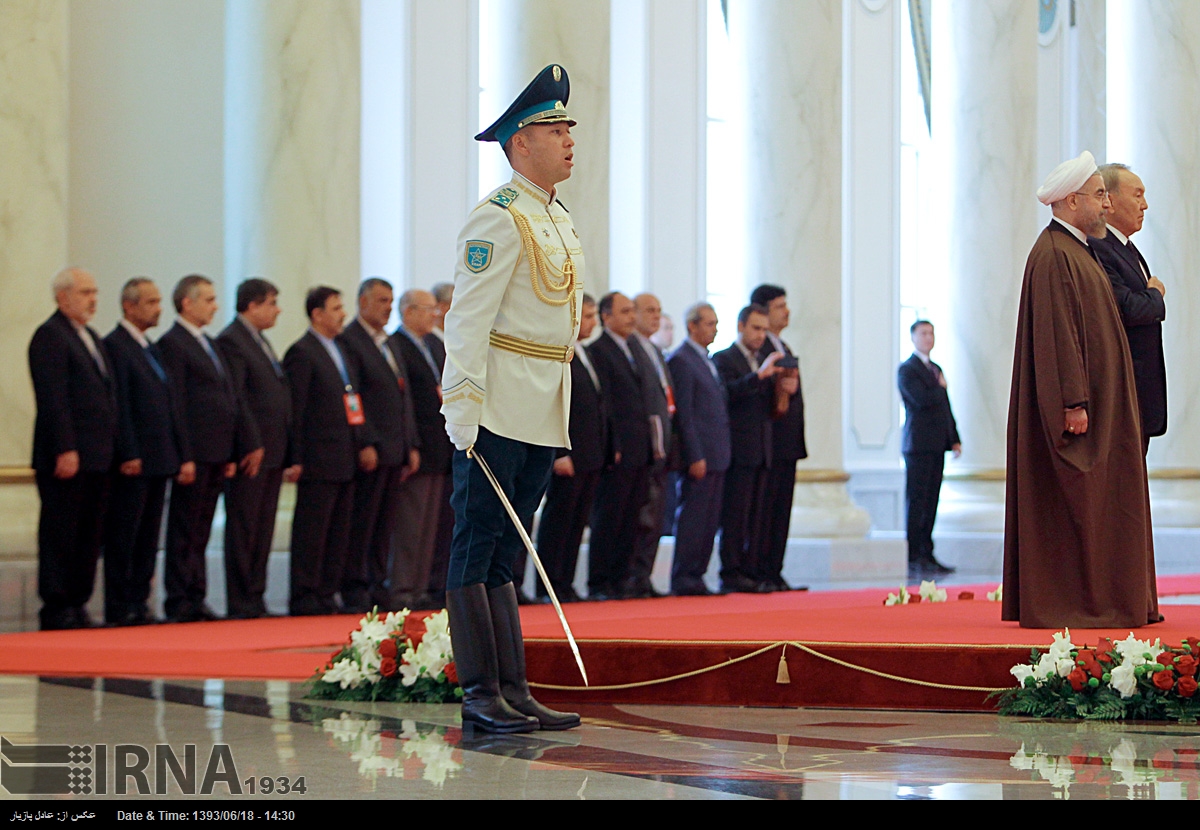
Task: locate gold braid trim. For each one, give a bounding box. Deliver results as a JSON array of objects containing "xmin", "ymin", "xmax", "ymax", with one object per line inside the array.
[{"xmin": 509, "ymin": 208, "xmax": 577, "ymax": 331}]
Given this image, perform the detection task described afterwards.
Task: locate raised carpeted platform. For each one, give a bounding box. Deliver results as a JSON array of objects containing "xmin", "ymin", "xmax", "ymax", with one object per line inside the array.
[{"xmin": 2, "ymin": 576, "xmax": 1199, "ymax": 712}]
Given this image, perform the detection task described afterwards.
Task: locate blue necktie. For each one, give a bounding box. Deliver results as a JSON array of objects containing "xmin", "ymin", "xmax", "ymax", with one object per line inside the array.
[
  {"xmin": 145, "ymin": 343, "xmax": 167, "ymax": 383},
  {"xmin": 200, "ymin": 335, "xmax": 225, "ymax": 377}
]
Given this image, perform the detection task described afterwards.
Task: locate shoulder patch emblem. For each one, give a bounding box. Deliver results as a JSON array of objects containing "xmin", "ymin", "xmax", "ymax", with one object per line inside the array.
[
  {"xmin": 465, "ymin": 241, "xmax": 494, "ymax": 273},
  {"xmin": 490, "ymin": 187, "xmax": 519, "ymax": 209}
]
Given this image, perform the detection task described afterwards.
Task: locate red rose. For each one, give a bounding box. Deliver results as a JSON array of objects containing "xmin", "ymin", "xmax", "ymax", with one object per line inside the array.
[
  {"xmin": 379, "ymin": 639, "xmax": 398, "ymax": 660},
  {"xmin": 1078, "ymin": 650, "xmax": 1104, "ymax": 680},
  {"xmin": 380, "ymin": 657, "xmax": 398, "ymax": 677},
  {"xmin": 1184, "ymin": 637, "xmax": 1200, "ymax": 654},
  {"xmin": 443, "ymin": 662, "xmax": 458, "ymax": 684},
  {"xmin": 1153, "ymin": 669, "xmax": 1176, "ymax": 691},
  {"xmin": 403, "ymin": 613, "xmax": 429, "ymax": 648},
  {"xmin": 1177, "ymin": 655, "xmax": 1198, "ymax": 678},
  {"xmin": 1178, "ymin": 676, "xmax": 1199, "ymax": 698},
  {"xmin": 1157, "ymin": 652, "xmax": 1176, "ymax": 670},
  {"xmin": 1096, "ymin": 638, "xmax": 1116, "ymax": 663},
  {"xmin": 909, "ymin": 595, "xmax": 922, "ymax": 604},
  {"xmin": 1067, "ymin": 668, "xmax": 1088, "ymax": 692},
  {"xmin": 958, "ymin": 592, "xmax": 974, "ymax": 600}
]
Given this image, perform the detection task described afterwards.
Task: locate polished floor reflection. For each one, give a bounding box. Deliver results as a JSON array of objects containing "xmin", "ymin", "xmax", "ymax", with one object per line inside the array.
[{"xmin": 2, "ymin": 676, "xmax": 1200, "ymax": 800}]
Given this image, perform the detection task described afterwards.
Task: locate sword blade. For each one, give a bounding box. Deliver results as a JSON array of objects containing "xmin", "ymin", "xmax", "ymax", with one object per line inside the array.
[{"xmin": 467, "ymin": 448, "xmax": 589, "ymax": 686}]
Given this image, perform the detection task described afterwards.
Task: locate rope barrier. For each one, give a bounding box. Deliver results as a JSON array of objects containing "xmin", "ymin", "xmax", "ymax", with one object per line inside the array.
[{"xmin": 528, "ymin": 640, "xmax": 1010, "ymax": 694}]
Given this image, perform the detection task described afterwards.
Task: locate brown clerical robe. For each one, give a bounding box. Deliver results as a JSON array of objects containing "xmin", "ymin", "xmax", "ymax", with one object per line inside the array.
[{"xmin": 1002, "ymin": 220, "xmax": 1158, "ymax": 629}]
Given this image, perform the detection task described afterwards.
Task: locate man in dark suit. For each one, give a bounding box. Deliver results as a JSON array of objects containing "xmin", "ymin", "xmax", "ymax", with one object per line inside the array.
[
  {"xmin": 587, "ymin": 292, "xmax": 654, "ymax": 600},
  {"xmin": 339, "ymin": 278, "xmax": 421, "ymax": 613},
  {"xmin": 29, "ymin": 267, "xmax": 119, "ymax": 630},
  {"xmin": 525, "ymin": 294, "xmax": 609, "ymax": 602},
  {"xmin": 1093, "ymin": 163, "xmax": 1167, "ymax": 456},
  {"xmin": 625, "ymin": 293, "xmax": 675, "ymax": 599},
  {"xmin": 423, "ymin": 284, "xmax": 455, "ymax": 609},
  {"xmin": 158, "ymin": 274, "xmax": 260, "ymax": 623},
  {"xmin": 389, "ymin": 289, "xmax": 451, "ymax": 610},
  {"xmin": 713, "ymin": 304, "xmax": 783, "ymax": 594},
  {"xmin": 283, "ymin": 286, "xmax": 373, "ymax": 615},
  {"xmin": 899, "ymin": 320, "xmax": 961, "ymax": 580},
  {"xmin": 751, "ymin": 284, "xmax": 808, "ymax": 592},
  {"xmin": 217, "ymin": 278, "xmax": 290, "ymax": 619},
  {"xmin": 103, "ymin": 278, "xmax": 186, "ymax": 625},
  {"xmin": 667, "ymin": 303, "xmax": 731, "ymax": 596}
]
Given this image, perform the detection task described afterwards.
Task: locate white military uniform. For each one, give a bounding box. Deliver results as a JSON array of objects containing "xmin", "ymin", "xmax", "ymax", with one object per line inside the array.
[{"xmin": 441, "ymin": 171, "xmax": 584, "ymax": 449}]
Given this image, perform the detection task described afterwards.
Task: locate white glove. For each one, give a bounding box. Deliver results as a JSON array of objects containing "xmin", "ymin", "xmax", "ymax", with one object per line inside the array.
[{"xmin": 446, "ymin": 423, "xmax": 478, "ymax": 452}]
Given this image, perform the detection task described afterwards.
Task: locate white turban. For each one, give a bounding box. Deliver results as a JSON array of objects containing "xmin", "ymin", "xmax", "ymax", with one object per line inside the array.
[{"xmin": 1037, "ymin": 151, "xmax": 1098, "ymax": 205}]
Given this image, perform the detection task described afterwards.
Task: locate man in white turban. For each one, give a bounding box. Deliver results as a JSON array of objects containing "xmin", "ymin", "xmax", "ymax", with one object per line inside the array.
[{"xmin": 1002, "ymin": 152, "xmax": 1160, "ymax": 629}]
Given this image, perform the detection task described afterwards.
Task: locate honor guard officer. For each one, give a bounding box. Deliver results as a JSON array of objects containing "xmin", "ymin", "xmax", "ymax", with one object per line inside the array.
[{"xmin": 441, "ymin": 64, "xmax": 583, "ymax": 733}]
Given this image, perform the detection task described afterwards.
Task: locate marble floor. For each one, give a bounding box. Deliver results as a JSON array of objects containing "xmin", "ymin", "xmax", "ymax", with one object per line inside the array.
[{"xmin": 2, "ymin": 676, "xmax": 1200, "ymax": 801}]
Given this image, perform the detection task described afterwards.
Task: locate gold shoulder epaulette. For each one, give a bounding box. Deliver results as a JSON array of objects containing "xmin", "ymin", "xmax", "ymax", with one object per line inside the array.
[{"xmin": 489, "ymin": 187, "xmax": 519, "ymax": 209}]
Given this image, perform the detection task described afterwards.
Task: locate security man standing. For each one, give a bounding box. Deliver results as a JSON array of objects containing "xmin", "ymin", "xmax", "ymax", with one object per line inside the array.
[{"xmin": 440, "ymin": 64, "xmax": 583, "ymax": 733}]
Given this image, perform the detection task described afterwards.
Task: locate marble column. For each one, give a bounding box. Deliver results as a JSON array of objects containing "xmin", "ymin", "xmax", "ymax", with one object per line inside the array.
[
  {"xmin": 1116, "ymin": 1, "xmax": 1200, "ymax": 527},
  {"xmin": 225, "ymin": 0, "xmax": 362, "ymax": 350},
  {"xmin": 481, "ymin": 0, "xmax": 610, "ymax": 294},
  {"xmin": 728, "ymin": 0, "xmax": 869, "ymax": 537},
  {"xmin": 0, "ymin": 0, "xmax": 68, "ymax": 467},
  {"xmin": 935, "ymin": 0, "xmax": 1039, "ymax": 533},
  {"xmin": 0, "ymin": 0, "xmax": 68, "ymax": 554},
  {"xmin": 1037, "ymin": 0, "xmax": 1106, "ymax": 182}
]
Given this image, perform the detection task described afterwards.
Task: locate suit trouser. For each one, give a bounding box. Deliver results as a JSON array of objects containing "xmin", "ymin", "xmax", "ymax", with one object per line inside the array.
[
  {"xmin": 343, "ymin": 463, "xmax": 405, "ymax": 607},
  {"xmin": 426, "ymin": 472, "xmax": 455, "ymax": 599},
  {"xmin": 445, "ymin": 428, "xmax": 555, "ymax": 591},
  {"xmin": 37, "ymin": 470, "xmax": 110, "ymax": 620},
  {"xmin": 389, "ymin": 471, "xmax": 445, "ymax": 607},
  {"xmin": 223, "ymin": 467, "xmax": 284, "ymax": 617},
  {"xmin": 104, "ymin": 473, "xmax": 168, "ymax": 621},
  {"xmin": 588, "ymin": 461, "xmax": 651, "ymax": 594},
  {"xmin": 523, "ymin": 467, "xmax": 601, "ymax": 596},
  {"xmin": 718, "ymin": 464, "xmax": 769, "ymax": 582},
  {"xmin": 289, "ymin": 478, "xmax": 355, "ymax": 614},
  {"xmin": 904, "ymin": 451, "xmax": 944, "ymax": 563},
  {"xmin": 760, "ymin": 461, "xmax": 798, "ymax": 581},
  {"xmin": 671, "ymin": 470, "xmax": 725, "ymax": 590},
  {"xmin": 626, "ymin": 461, "xmax": 669, "ymax": 591},
  {"xmin": 165, "ymin": 461, "xmax": 225, "ymax": 617}
]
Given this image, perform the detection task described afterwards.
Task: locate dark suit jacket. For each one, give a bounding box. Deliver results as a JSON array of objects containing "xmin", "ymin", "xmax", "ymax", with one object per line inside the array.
[
  {"xmin": 104, "ymin": 324, "xmax": 183, "ymax": 478},
  {"xmin": 632, "ymin": 333, "xmax": 674, "ymax": 460},
  {"xmin": 758, "ymin": 335, "xmax": 808, "ymax": 463},
  {"xmin": 29, "ymin": 310, "xmax": 118, "ymax": 474},
  {"xmin": 340, "ymin": 319, "xmax": 419, "ymax": 467},
  {"xmin": 157, "ymin": 322, "xmax": 246, "ymax": 465},
  {"xmin": 1091, "ymin": 231, "xmax": 1167, "ymax": 437},
  {"xmin": 425, "ymin": 332, "xmax": 446, "ymax": 374},
  {"xmin": 898, "ymin": 354, "xmax": 961, "ymax": 454},
  {"xmin": 559, "ymin": 344, "xmax": 610, "ymax": 474},
  {"xmin": 392, "ymin": 328, "xmax": 452, "ymax": 475},
  {"xmin": 668, "ymin": 341, "xmax": 731, "ymax": 473},
  {"xmin": 283, "ymin": 331, "xmax": 369, "ymax": 483},
  {"xmin": 712, "ymin": 343, "xmax": 773, "ymax": 469},
  {"xmin": 588, "ymin": 330, "xmax": 653, "ymax": 468},
  {"xmin": 217, "ymin": 317, "xmax": 291, "ymax": 469}
]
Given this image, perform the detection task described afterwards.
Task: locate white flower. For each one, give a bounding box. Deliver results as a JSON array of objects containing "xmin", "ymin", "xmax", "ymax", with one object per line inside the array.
[
  {"xmin": 1011, "ymin": 664, "xmax": 1036, "ymax": 687},
  {"xmin": 351, "ymin": 616, "xmax": 391, "ymax": 651},
  {"xmin": 323, "ymin": 658, "xmax": 365, "ymax": 689},
  {"xmin": 1033, "ymin": 653, "xmax": 1059, "ymax": 681},
  {"xmin": 424, "ymin": 610, "xmax": 450, "ymax": 640},
  {"xmin": 918, "ymin": 580, "xmax": 947, "ymax": 603},
  {"xmin": 1113, "ymin": 633, "xmax": 1164, "ymax": 667},
  {"xmin": 885, "ymin": 587, "xmax": 910, "ymax": 606},
  {"xmin": 1048, "ymin": 629, "xmax": 1076, "ymax": 662},
  {"xmin": 1109, "ymin": 663, "xmax": 1138, "ymax": 698},
  {"xmin": 1056, "ymin": 658, "xmax": 1076, "ymax": 678},
  {"xmin": 986, "ymin": 584, "xmax": 1003, "ymax": 602},
  {"xmin": 1009, "ymin": 743, "xmax": 1035, "ymax": 771}
]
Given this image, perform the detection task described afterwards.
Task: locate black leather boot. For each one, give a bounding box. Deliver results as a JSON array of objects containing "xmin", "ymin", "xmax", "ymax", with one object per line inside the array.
[
  {"xmin": 446, "ymin": 585, "xmax": 539, "ymax": 733},
  {"xmin": 488, "ymin": 582, "xmax": 582, "ymax": 730}
]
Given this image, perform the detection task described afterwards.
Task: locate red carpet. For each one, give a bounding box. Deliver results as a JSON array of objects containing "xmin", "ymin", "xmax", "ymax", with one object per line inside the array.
[{"xmin": 2, "ymin": 577, "xmax": 1199, "ymax": 712}]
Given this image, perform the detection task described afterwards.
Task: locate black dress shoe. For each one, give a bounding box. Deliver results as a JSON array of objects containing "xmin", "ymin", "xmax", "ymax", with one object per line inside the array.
[
  {"xmin": 196, "ymin": 604, "xmax": 222, "ymax": 621},
  {"xmin": 672, "ymin": 581, "xmax": 713, "ymax": 597},
  {"xmin": 720, "ymin": 574, "xmax": 761, "ymax": 594}
]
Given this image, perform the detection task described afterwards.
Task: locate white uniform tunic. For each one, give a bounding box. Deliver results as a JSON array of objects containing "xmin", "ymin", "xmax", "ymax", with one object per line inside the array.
[{"xmin": 440, "ymin": 172, "xmax": 584, "ymax": 449}]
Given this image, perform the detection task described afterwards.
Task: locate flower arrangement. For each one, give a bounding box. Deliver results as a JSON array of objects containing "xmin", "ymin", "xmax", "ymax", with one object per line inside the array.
[
  {"xmin": 306, "ymin": 608, "xmax": 462, "ymax": 704},
  {"xmin": 995, "ymin": 630, "xmax": 1200, "ymax": 723},
  {"xmin": 320, "ymin": 712, "xmax": 463, "ymax": 787},
  {"xmin": 884, "ymin": 580, "xmax": 947, "ymax": 605}
]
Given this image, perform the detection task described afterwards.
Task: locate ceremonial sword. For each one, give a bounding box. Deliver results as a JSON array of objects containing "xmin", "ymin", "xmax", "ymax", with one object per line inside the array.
[{"xmin": 466, "ymin": 447, "xmax": 589, "ymax": 686}]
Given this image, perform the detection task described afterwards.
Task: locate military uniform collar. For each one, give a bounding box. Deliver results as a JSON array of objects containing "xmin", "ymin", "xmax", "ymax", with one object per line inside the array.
[{"xmin": 512, "ymin": 172, "xmax": 554, "ymax": 206}]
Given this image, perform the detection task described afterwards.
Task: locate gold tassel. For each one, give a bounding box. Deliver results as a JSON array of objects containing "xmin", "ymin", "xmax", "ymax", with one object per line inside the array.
[{"xmin": 776, "ymin": 645, "xmax": 790, "ymax": 684}]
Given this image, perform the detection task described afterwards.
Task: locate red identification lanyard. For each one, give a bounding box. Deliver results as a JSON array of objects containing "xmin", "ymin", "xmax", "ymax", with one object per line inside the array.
[
  {"xmin": 665, "ymin": 385, "xmax": 676, "ymax": 417},
  {"xmin": 344, "ymin": 391, "xmax": 365, "ymax": 425}
]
